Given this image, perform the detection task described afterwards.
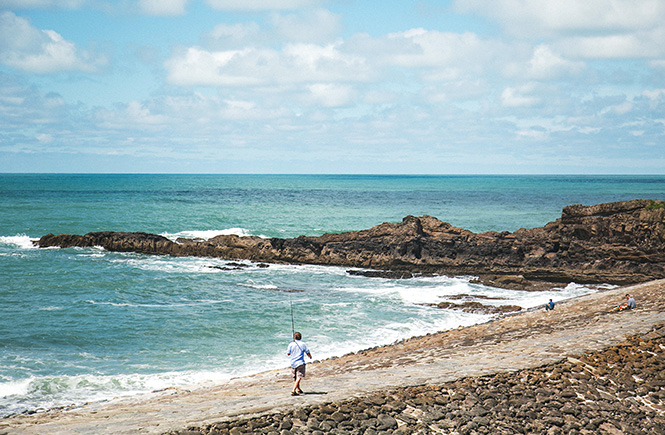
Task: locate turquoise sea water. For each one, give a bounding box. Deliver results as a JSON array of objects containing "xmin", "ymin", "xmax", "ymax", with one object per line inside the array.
[{"xmin": 1, "ymin": 174, "xmax": 664, "ymax": 417}]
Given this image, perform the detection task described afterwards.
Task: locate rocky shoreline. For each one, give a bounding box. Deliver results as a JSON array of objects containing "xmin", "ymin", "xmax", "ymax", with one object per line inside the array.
[
  {"xmin": 35, "ymin": 199, "xmax": 665, "ymax": 288},
  {"xmin": 173, "ymin": 325, "xmax": 665, "ymax": 435},
  {"xmin": 5, "ymin": 279, "xmax": 664, "ymax": 435}
]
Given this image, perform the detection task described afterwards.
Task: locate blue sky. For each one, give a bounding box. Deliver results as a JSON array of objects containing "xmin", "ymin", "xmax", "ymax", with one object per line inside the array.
[{"xmin": 1, "ymin": 0, "xmax": 664, "ymax": 174}]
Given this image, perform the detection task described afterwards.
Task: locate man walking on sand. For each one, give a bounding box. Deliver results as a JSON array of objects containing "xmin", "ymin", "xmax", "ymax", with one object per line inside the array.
[{"xmin": 287, "ymin": 332, "xmax": 312, "ymax": 396}]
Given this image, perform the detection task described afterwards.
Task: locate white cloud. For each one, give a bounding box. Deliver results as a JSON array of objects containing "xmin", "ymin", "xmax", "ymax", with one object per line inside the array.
[
  {"xmin": 271, "ymin": 9, "xmax": 341, "ymax": 43},
  {"xmin": 165, "ymin": 42, "xmax": 371, "ymax": 87},
  {"xmin": 602, "ymin": 101, "xmax": 633, "ymax": 116},
  {"xmin": 206, "ymin": 22, "xmax": 262, "ymax": 49},
  {"xmin": 455, "ymin": 0, "xmax": 665, "ymax": 37},
  {"xmin": 95, "ymin": 101, "xmax": 169, "ymax": 131},
  {"xmin": 0, "ymin": 0, "xmax": 85, "ymax": 9},
  {"xmin": 165, "ymin": 47, "xmax": 273, "ymax": 86},
  {"xmin": 205, "ymin": 0, "xmax": 321, "ymax": 11},
  {"xmin": 0, "ymin": 12, "xmax": 106, "ymax": 73},
  {"xmin": 138, "ymin": 0, "xmax": 188, "ymax": 16},
  {"xmin": 307, "ymin": 83, "xmax": 354, "ymax": 107},
  {"xmin": 555, "ymin": 29, "xmax": 665, "ymax": 59},
  {"xmin": 516, "ymin": 128, "xmax": 548, "ymax": 140},
  {"xmin": 203, "ymin": 10, "xmax": 341, "ymax": 49},
  {"xmin": 527, "ymin": 45, "xmax": 584, "ymax": 79},
  {"xmin": 343, "ymin": 28, "xmax": 511, "ymax": 86},
  {"xmin": 455, "ymin": 0, "xmax": 665, "ymax": 61},
  {"xmin": 362, "ymin": 89, "xmax": 398, "ymax": 105},
  {"xmin": 422, "ymin": 80, "xmax": 490, "ymax": 104},
  {"xmin": 642, "ymin": 89, "xmax": 665, "ymax": 101},
  {"xmin": 384, "ymin": 29, "xmax": 499, "ymax": 71},
  {"xmin": 501, "ymin": 84, "xmax": 541, "ymax": 108},
  {"xmin": 36, "ymin": 133, "xmax": 53, "ymax": 143}
]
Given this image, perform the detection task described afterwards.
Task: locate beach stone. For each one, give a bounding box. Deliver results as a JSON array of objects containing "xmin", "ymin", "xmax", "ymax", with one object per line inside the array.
[
  {"xmin": 319, "ymin": 404, "xmax": 337, "ymax": 415},
  {"xmin": 363, "ymin": 407, "xmax": 379, "ymax": 418},
  {"xmin": 381, "ymin": 401, "xmax": 404, "ymax": 413},
  {"xmin": 292, "ymin": 409, "xmax": 308, "ymax": 421},
  {"xmin": 330, "ymin": 411, "xmax": 347, "ymax": 423},
  {"xmin": 278, "ymin": 418, "xmax": 292, "ymax": 430},
  {"xmin": 360, "ymin": 418, "xmax": 377, "ymax": 429},
  {"xmin": 375, "ymin": 414, "xmax": 397, "ymax": 430}
]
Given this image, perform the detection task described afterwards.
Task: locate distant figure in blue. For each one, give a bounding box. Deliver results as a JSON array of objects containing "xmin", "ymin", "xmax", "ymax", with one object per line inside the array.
[
  {"xmin": 545, "ymin": 299, "xmax": 555, "ymax": 311},
  {"xmin": 287, "ymin": 332, "xmax": 312, "ymax": 396}
]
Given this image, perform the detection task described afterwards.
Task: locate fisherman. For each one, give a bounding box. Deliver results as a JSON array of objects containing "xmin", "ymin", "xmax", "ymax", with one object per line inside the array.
[{"xmin": 287, "ymin": 331, "xmax": 312, "ymax": 396}]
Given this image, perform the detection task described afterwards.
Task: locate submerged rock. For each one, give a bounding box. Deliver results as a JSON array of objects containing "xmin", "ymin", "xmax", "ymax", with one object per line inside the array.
[
  {"xmin": 36, "ymin": 199, "xmax": 665, "ymax": 287},
  {"xmin": 346, "ymin": 269, "xmax": 414, "ymax": 279},
  {"xmin": 434, "ymin": 301, "xmax": 523, "ymax": 314}
]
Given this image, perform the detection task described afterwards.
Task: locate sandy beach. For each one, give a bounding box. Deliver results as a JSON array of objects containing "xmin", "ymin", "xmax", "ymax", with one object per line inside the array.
[{"xmin": 3, "ymin": 279, "xmax": 664, "ymax": 435}]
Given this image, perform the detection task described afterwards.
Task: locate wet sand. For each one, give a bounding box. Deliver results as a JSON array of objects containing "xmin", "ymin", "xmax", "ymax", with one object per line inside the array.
[{"xmin": 3, "ymin": 279, "xmax": 664, "ymax": 435}]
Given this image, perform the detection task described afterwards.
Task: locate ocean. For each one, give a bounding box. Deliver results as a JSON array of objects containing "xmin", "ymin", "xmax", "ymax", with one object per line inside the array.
[{"xmin": 1, "ymin": 174, "xmax": 664, "ymax": 417}]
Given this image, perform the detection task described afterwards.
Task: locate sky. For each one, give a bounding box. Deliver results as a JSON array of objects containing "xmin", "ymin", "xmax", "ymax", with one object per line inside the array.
[{"xmin": 1, "ymin": 0, "xmax": 664, "ymax": 174}]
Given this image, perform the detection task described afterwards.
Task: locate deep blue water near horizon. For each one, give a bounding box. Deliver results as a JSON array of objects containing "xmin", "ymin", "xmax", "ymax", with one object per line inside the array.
[{"xmin": 1, "ymin": 174, "xmax": 664, "ymax": 417}]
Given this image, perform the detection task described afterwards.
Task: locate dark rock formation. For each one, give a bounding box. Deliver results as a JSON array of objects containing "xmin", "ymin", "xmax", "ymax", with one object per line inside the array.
[
  {"xmin": 36, "ymin": 199, "xmax": 665, "ymax": 286},
  {"xmin": 433, "ymin": 301, "xmax": 523, "ymax": 315}
]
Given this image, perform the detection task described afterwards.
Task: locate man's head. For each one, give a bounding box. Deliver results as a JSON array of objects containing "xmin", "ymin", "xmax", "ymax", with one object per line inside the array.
[
  {"xmin": 626, "ymin": 294, "xmax": 631, "ymax": 299},
  {"xmin": 294, "ymin": 332, "xmax": 302, "ymax": 340}
]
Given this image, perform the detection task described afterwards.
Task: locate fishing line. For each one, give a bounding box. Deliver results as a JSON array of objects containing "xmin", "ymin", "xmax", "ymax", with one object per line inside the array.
[{"xmin": 290, "ymin": 293, "xmax": 295, "ymax": 338}]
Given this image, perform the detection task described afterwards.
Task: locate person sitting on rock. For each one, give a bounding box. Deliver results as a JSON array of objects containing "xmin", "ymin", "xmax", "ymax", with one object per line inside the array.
[
  {"xmin": 619, "ymin": 294, "xmax": 636, "ymax": 311},
  {"xmin": 545, "ymin": 299, "xmax": 555, "ymax": 311}
]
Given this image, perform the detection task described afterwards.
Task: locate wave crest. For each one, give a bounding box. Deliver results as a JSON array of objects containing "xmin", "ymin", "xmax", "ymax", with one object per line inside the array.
[{"xmin": 0, "ymin": 234, "xmax": 37, "ymax": 250}]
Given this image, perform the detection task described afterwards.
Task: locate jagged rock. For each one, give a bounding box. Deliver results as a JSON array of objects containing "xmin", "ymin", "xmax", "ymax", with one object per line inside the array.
[
  {"xmin": 435, "ymin": 302, "xmax": 522, "ymax": 314},
  {"xmin": 346, "ymin": 269, "xmax": 414, "ymax": 279},
  {"xmin": 35, "ymin": 199, "xmax": 665, "ymax": 286}
]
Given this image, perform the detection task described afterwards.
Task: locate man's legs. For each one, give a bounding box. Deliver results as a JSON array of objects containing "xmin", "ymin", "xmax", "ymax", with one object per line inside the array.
[
  {"xmin": 293, "ymin": 377, "xmax": 302, "ymax": 395},
  {"xmin": 291, "ymin": 364, "xmax": 305, "ymax": 395}
]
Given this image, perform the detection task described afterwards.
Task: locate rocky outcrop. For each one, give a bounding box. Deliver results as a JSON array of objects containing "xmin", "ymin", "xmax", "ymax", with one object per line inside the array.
[
  {"xmin": 36, "ymin": 199, "xmax": 665, "ymax": 286},
  {"xmin": 433, "ymin": 301, "xmax": 523, "ymax": 315}
]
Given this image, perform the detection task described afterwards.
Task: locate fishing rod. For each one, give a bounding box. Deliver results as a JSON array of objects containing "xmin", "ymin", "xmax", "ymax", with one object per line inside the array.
[{"xmin": 290, "ymin": 294, "xmax": 295, "ymax": 338}]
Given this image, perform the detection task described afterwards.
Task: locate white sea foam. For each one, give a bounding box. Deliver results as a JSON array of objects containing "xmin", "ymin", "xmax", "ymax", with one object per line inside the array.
[
  {"xmin": 0, "ymin": 377, "xmax": 33, "ymax": 398},
  {"xmin": 84, "ymin": 299, "xmax": 232, "ymax": 309},
  {"xmin": 0, "ymin": 369, "xmax": 240, "ymax": 417},
  {"xmin": 333, "ymin": 273, "xmax": 601, "ymax": 312},
  {"xmin": 238, "ymin": 282, "xmax": 278, "ymax": 291},
  {"xmin": 161, "ymin": 228, "xmax": 265, "ymax": 242},
  {"xmin": 335, "ymin": 275, "xmax": 477, "ymax": 305},
  {"xmin": 309, "ymin": 308, "xmax": 491, "ymax": 362},
  {"xmin": 79, "ymin": 251, "xmax": 106, "ymax": 258},
  {"xmin": 109, "ymin": 256, "xmax": 237, "ymax": 274},
  {"xmin": 0, "ymin": 234, "xmax": 37, "ymax": 250}
]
